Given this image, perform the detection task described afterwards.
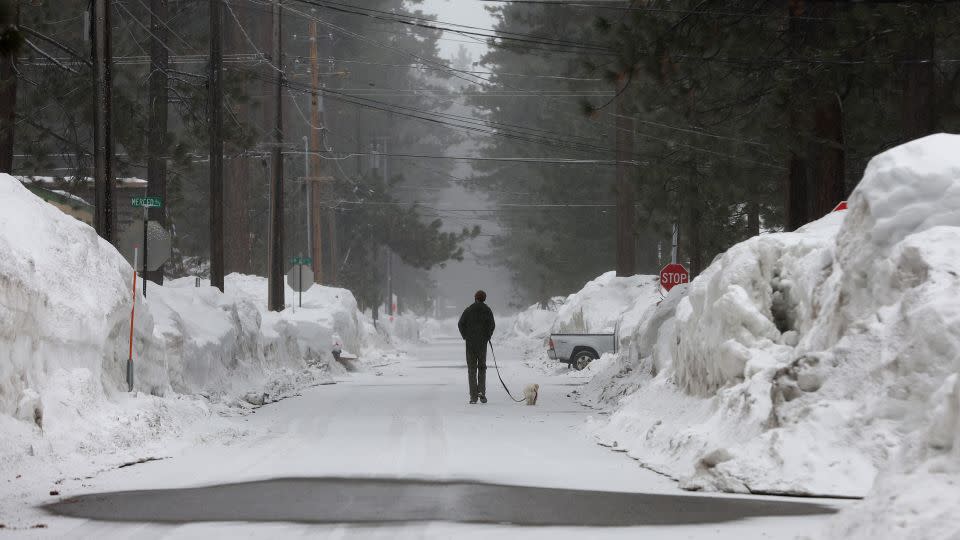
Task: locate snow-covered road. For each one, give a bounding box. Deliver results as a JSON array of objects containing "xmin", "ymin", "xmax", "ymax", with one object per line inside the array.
[{"xmin": 29, "ymin": 337, "xmax": 840, "ymax": 538}]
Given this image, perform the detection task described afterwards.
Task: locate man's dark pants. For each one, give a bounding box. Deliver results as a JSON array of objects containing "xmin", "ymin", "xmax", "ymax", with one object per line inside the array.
[{"xmin": 465, "ymin": 341, "xmax": 487, "ymax": 400}]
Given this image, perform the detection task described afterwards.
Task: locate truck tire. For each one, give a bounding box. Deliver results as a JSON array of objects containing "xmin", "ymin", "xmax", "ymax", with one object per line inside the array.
[{"xmin": 572, "ymin": 348, "xmax": 598, "ymax": 371}]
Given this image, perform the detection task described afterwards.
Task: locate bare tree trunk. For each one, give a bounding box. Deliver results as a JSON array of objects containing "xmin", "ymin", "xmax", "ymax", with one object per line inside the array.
[
  {"xmin": 901, "ymin": 28, "xmax": 937, "ymax": 141},
  {"xmin": 686, "ymin": 188, "xmax": 703, "ymax": 277},
  {"xmin": 223, "ymin": 1, "xmax": 252, "ymax": 275},
  {"xmin": 92, "ymin": 0, "xmax": 115, "ymax": 242},
  {"xmin": 784, "ymin": 0, "xmax": 810, "ymax": 232},
  {"xmin": 807, "ymin": 2, "xmax": 845, "ymax": 219},
  {"xmin": 266, "ymin": 0, "xmax": 284, "ymax": 312},
  {"xmin": 747, "ymin": 197, "xmax": 760, "ymax": 237},
  {"xmin": 811, "ymin": 94, "xmax": 845, "ymax": 217},
  {"xmin": 614, "ymin": 74, "xmax": 635, "ymax": 277},
  {"xmin": 786, "ymin": 152, "xmax": 809, "ymax": 230},
  {"xmin": 209, "ymin": 0, "xmax": 225, "ymax": 291},
  {"xmin": 0, "ymin": 1, "xmax": 18, "ymax": 173}
]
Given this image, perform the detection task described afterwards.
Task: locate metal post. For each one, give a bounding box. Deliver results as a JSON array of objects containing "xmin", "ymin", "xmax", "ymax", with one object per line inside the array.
[
  {"xmin": 142, "ymin": 207, "xmax": 148, "ymax": 296},
  {"xmin": 128, "ymin": 247, "xmax": 138, "ymax": 392},
  {"xmin": 92, "ymin": 0, "xmax": 115, "ymax": 242},
  {"xmin": 671, "ymin": 222, "xmax": 679, "ymax": 264}
]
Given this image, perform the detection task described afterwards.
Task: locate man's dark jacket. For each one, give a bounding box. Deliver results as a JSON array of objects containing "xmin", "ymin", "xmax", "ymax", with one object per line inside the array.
[{"xmin": 458, "ymin": 301, "xmax": 495, "ymax": 347}]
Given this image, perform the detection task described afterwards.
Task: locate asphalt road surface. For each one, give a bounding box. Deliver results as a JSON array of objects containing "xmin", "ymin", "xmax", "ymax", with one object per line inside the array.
[{"xmin": 38, "ymin": 336, "xmax": 841, "ymax": 538}]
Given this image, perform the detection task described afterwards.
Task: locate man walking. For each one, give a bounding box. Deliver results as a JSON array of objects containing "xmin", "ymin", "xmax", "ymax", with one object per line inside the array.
[{"xmin": 458, "ymin": 290, "xmax": 495, "ymax": 404}]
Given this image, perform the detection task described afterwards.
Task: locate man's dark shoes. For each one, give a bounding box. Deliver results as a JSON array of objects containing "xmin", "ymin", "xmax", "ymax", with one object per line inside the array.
[
  {"xmin": 469, "ymin": 398, "xmax": 478, "ymax": 404},
  {"xmin": 479, "ymin": 394, "xmax": 487, "ymax": 404}
]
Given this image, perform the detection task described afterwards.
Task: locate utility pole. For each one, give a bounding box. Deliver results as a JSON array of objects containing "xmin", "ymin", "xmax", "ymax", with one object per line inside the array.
[
  {"xmin": 614, "ymin": 72, "xmax": 635, "ymax": 277},
  {"xmin": 308, "ymin": 20, "xmax": 323, "ymax": 284},
  {"xmin": 324, "ymin": 40, "xmax": 338, "ymax": 285},
  {"xmin": 267, "ymin": 0, "xmax": 285, "ymax": 312},
  {"xmin": 381, "ymin": 136, "xmax": 393, "ymax": 318},
  {"xmin": 92, "ymin": 0, "xmax": 114, "ymax": 242},
  {"xmin": 146, "ymin": 0, "xmax": 169, "ymax": 285},
  {"xmin": 303, "ymin": 134, "xmax": 311, "ymax": 278},
  {"xmin": 209, "ymin": 0, "xmax": 224, "ymax": 291},
  {"xmin": 0, "ymin": 2, "xmax": 19, "ymax": 173}
]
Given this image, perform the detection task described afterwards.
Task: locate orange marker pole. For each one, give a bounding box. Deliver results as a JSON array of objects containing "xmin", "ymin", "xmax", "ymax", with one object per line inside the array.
[{"xmin": 127, "ymin": 247, "xmax": 138, "ymax": 392}]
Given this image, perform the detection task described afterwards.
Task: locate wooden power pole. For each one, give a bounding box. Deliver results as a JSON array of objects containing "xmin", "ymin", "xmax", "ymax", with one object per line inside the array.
[
  {"xmin": 146, "ymin": 0, "xmax": 169, "ymax": 285},
  {"xmin": 92, "ymin": 0, "xmax": 115, "ymax": 242},
  {"xmin": 209, "ymin": 0, "xmax": 224, "ymax": 291},
  {"xmin": 614, "ymin": 73, "xmax": 635, "ymax": 277},
  {"xmin": 267, "ymin": 0, "xmax": 285, "ymax": 311},
  {"xmin": 308, "ymin": 20, "xmax": 324, "ymax": 284}
]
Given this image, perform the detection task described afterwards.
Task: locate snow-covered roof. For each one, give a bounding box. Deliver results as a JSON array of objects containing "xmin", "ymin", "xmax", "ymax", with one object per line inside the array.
[{"xmin": 16, "ymin": 175, "xmax": 148, "ymax": 187}]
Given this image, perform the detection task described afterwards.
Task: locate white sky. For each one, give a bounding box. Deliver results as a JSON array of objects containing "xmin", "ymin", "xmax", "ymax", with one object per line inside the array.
[
  {"xmin": 416, "ymin": 1, "xmax": 512, "ymax": 315},
  {"xmin": 420, "ymin": 0, "xmax": 495, "ymax": 61}
]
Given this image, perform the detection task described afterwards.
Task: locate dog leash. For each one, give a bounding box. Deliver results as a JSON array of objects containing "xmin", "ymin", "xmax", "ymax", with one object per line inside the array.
[{"xmin": 488, "ymin": 342, "xmax": 526, "ymax": 403}]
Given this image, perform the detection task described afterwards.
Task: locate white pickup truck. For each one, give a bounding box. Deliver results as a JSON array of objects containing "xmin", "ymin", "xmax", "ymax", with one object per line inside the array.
[{"xmin": 548, "ymin": 331, "xmax": 617, "ymax": 370}]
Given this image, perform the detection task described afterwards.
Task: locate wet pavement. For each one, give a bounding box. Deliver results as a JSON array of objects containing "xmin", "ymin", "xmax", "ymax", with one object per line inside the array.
[{"xmin": 46, "ymin": 477, "xmax": 835, "ymax": 527}]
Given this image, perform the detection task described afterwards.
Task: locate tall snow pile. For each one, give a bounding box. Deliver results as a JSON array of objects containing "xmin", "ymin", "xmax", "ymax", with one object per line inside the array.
[
  {"xmin": 505, "ymin": 296, "xmax": 565, "ymax": 342},
  {"xmin": 0, "ymin": 173, "xmax": 377, "ymax": 489},
  {"xmin": 505, "ymin": 273, "xmax": 662, "ymax": 373},
  {"xmin": 588, "ymin": 134, "xmax": 960, "ymax": 528},
  {"xmin": 0, "ymin": 174, "xmax": 161, "ymax": 421},
  {"xmin": 552, "ymin": 272, "xmax": 661, "ymax": 337}
]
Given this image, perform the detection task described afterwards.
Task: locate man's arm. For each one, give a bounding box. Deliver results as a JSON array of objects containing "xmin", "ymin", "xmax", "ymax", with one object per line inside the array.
[
  {"xmin": 458, "ymin": 309, "xmax": 467, "ymax": 340},
  {"xmin": 486, "ymin": 307, "xmax": 496, "ymax": 342}
]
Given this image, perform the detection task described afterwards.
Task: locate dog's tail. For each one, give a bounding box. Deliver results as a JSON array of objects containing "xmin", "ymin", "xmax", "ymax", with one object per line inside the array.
[{"xmin": 489, "ymin": 342, "xmax": 528, "ymax": 403}]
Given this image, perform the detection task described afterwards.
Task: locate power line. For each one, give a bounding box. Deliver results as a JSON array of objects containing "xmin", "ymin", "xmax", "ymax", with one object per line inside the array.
[
  {"xmin": 270, "ymin": 2, "xmax": 790, "ymax": 156},
  {"xmin": 290, "ymin": 0, "xmax": 616, "ymax": 54},
  {"xmin": 227, "ymin": 3, "xmax": 781, "ymax": 166},
  {"xmin": 249, "ymin": 69, "xmax": 786, "ymax": 169}
]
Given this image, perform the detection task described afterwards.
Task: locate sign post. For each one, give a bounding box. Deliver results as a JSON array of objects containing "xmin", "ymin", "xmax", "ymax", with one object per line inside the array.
[
  {"xmin": 128, "ymin": 247, "xmax": 138, "ymax": 392},
  {"xmin": 131, "ymin": 196, "xmax": 163, "ymax": 297},
  {"xmin": 287, "ymin": 256, "xmax": 314, "ymax": 308},
  {"xmin": 659, "ymin": 263, "xmax": 690, "ymax": 293}
]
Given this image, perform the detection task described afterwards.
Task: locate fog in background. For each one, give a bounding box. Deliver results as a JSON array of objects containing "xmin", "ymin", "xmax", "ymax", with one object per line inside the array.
[{"xmin": 417, "ymin": 1, "xmax": 517, "ymax": 318}]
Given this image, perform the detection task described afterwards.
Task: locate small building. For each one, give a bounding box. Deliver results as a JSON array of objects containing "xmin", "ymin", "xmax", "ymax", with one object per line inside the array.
[{"xmin": 17, "ymin": 176, "xmax": 149, "ymax": 240}]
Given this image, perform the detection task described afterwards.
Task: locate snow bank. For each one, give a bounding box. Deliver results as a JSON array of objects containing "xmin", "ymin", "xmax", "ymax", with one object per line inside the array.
[
  {"xmin": 0, "ymin": 173, "xmax": 381, "ymax": 503},
  {"xmin": 504, "ymin": 297, "xmax": 564, "ymax": 342},
  {"xmin": 502, "ymin": 275, "xmax": 661, "ymax": 375},
  {"xmin": 0, "ymin": 174, "xmax": 161, "ymax": 418},
  {"xmin": 148, "ymin": 274, "xmax": 369, "ymax": 402},
  {"xmin": 587, "ymin": 134, "xmax": 960, "ymax": 529},
  {"xmin": 552, "ymin": 272, "xmax": 661, "ymax": 336},
  {"xmin": 420, "ymin": 317, "xmax": 460, "ymax": 340}
]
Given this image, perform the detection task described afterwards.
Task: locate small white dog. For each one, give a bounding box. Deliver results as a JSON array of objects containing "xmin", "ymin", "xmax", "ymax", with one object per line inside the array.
[{"xmin": 523, "ymin": 384, "xmax": 539, "ymax": 406}]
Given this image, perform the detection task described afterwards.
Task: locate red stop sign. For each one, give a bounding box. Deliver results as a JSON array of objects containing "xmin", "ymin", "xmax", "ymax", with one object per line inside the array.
[{"xmin": 660, "ymin": 263, "xmax": 690, "ymax": 292}]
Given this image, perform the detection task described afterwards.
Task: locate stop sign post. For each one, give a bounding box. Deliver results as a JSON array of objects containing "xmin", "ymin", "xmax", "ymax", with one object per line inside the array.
[
  {"xmin": 660, "ymin": 263, "xmax": 689, "ymax": 292},
  {"xmin": 287, "ymin": 256, "xmax": 314, "ymax": 308}
]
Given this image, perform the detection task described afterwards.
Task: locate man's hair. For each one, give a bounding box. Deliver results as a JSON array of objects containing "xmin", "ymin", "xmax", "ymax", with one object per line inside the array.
[{"xmin": 474, "ymin": 290, "xmax": 487, "ymax": 302}]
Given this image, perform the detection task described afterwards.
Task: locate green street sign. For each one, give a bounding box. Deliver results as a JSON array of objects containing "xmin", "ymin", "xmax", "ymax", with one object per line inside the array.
[
  {"xmin": 131, "ymin": 196, "xmax": 163, "ymax": 208},
  {"xmin": 291, "ymin": 256, "xmax": 313, "ymax": 266}
]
